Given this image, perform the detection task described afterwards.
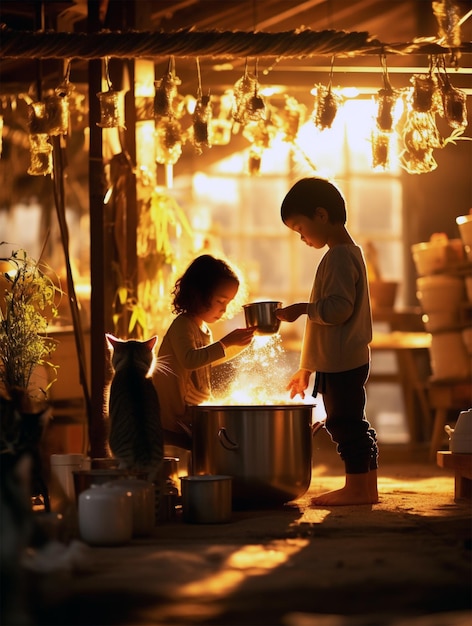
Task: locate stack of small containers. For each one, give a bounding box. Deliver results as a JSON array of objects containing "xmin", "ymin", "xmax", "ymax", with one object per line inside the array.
[{"xmin": 412, "ymin": 224, "xmax": 472, "ymax": 382}]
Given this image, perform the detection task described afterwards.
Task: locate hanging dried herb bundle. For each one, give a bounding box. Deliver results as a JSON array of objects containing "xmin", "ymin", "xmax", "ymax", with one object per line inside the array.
[
  {"xmin": 410, "ymin": 73, "xmax": 440, "ymax": 113},
  {"xmin": 155, "ymin": 117, "xmax": 183, "ymax": 165},
  {"xmin": 232, "ymin": 59, "xmax": 265, "ymax": 125},
  {"xmin": 154, "ymin": 57, "xmax": 181, "ymax": 119},
  {"xmin": 192, "ymin": 59, "xmax": 212, "ymax": 154},
  {"xmin": 193, "ymin": 94, "xmax": 212, "ymax": 146},
  {"xmin": 400, "ymin": 111, "xmax": 441, "ymax": 174},
  {"xmin": 313, "ymin": 84, "xmax": 340, "ymax": 130},
  {"xmin": 375, "ymin": 56, "xmax": 400, "ymax": 133},
  {"xmin": 371, "ymin": 130, "xmax": 391, "ymax": 170},
  {"xmin": 278, "ymin": 96, "xmax": 306, "ymax": 143},
  {"xmin": 312, "ymin": 58, "xmax": 341, "ymax": 130},
  {"xmin": 437, "ymin": 61, "xmax": 468, "ymax": 130},
  {"xmin": 432, "ymin": 0, "xmax": 462, "ymax": 49}
]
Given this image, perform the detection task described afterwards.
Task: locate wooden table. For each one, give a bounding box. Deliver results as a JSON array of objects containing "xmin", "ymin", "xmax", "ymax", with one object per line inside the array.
[
  {"xmin": 437, "ymin": 451, "xmax": 472, "ymax": 501},
  {"xmin": 429, "ymin": 380, "xmax": 472, "ymax": 460},
  {"xmin": 370, "ymin": 331, "xmax": 432, "ymax": 444}
]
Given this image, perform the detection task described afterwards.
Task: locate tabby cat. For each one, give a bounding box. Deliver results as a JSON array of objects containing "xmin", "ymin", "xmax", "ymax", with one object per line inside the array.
[{"xmin": 105, "ymin": 334, "xmax": 164, "ymax": 485}]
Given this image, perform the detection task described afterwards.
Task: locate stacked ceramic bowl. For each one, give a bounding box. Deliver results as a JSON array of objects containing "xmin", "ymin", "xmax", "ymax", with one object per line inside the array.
[
  {"xmin": 456, "ymin": 213, "xmax": 472, "ymax": 363},
  {"xmin": 412, "ymin": 232, "xmax": 471, "ymax": 381}
]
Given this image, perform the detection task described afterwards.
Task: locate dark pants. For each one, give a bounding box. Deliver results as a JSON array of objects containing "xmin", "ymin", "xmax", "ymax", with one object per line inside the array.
[{"xmin": 313, "ymin": 363, "xmax": 378, "ymax": 474}]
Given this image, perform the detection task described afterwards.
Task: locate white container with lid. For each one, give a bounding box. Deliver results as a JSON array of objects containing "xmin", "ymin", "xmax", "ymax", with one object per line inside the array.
[
  {"xmin": 78, "ymin": 484, "xmax": 133, "ymax": 546},
  {"xmin": 445, "ymin": 409, "xmax": 472, "ymax": 454}
]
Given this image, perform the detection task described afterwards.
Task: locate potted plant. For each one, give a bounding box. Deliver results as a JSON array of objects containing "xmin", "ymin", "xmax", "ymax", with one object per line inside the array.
[{"xmin": 0, "ymin": 246, "xmax": 62, "ymax": 509}]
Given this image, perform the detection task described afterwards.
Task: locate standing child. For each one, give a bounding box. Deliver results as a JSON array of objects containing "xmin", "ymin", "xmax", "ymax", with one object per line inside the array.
[
  {"xmin": 153, "ymin": 254, "xmax": 255, "ymax": 450},
  {"xmin": 276, "ymin": 177, "xmax": 378, "ymax": 506}
]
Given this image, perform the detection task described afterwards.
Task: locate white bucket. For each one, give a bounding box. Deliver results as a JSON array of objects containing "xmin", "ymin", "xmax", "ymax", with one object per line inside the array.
[
  {"xmin": 456, "ymin": 214, "xmax": 472, "ymax": 260},
  {"xmin": 416, "ymin": 275, "xmax": 465, "ymax": 312},
  {"xmin": 411, "ymin": 238, "xmax": 465, "ymax": 276}
]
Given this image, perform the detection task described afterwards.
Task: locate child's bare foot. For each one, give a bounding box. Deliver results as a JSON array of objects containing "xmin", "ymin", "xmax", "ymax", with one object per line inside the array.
[
  {"xmin": 311, "ymin": 471, "xmax": 379, "ymax": 506},
  {"xmin": 369, "ymin": 469, "xmax": 379, "ymax": 503}
]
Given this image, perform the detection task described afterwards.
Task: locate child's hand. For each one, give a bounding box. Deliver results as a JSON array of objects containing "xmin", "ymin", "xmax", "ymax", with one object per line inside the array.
[
  {"xmin": 221, "ymin": 327, "xmax": 255, "ymax": 347},
  {"xmin": 276, "ymin": 303, "xmax": 308, "ymax": 323},
  {"xmin": 286, "ymin": 369, "xmax": 311, "ymax": 399}
]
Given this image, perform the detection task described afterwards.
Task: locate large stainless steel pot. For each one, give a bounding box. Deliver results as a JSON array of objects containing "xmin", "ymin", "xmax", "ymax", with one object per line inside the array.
[{"xmin": 192, "ymin": 404, "xmax": 314, "ymax": 508}]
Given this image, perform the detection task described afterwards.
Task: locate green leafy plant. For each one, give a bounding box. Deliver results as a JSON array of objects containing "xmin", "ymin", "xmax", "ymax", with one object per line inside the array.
[{"xmin": 0, "ymin": 247, "xmax": 62, "ymax": 408}]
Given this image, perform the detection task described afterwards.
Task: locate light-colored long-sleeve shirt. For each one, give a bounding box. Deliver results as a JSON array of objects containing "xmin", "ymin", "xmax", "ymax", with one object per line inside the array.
[
  {"xmin": 153, "ymin": 313, "xmax": 245, "ymax": 433},
  {"xmin": 301, "ymin": 244, "xmax": 372, "ymax": 373}
]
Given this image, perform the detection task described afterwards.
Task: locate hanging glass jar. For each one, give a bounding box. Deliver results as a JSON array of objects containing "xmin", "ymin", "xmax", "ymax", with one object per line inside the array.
[{"xmin": 97, "ymin": 89, "xmax": 125, "ymax": 128}]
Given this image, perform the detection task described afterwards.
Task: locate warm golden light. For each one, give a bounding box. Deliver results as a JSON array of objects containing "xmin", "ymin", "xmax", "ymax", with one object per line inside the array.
[
  {"xmin": 209, "ymin": 334, "xmax": 316, "ymax": 406},
  {"xmin": 176, "ymin": 539, "xmax": 309, "ymax": 598}
]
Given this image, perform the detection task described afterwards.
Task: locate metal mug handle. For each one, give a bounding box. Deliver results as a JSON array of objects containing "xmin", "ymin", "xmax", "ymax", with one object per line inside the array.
[{"xmin": 218, "ymin": 427, "xmax": 239, "ymax": 451}]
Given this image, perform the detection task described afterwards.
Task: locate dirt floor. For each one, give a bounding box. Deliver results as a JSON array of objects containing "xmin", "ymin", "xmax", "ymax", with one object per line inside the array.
[{"xmin": 21, "ymin": 436, "xmax": 472, "ymax": 626}]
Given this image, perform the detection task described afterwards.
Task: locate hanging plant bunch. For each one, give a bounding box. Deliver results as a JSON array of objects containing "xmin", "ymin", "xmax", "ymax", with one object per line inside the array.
[
  {"xmin": 136, "ymin": 188, "xmax": 194, "ymax": 335},
  {"xmin": 399, "ymin": 69, "xmax": 443, "ymax": 174},
  {"xmin": 399, "ymin": 57, "xmax": 470, "ymax": 175},
  {"xmin": 437, "ymin": 60, "xmax": 468, "ymax": 130},
  {"xmin": 27, "ymin": 66, "xmax": 74, "ymax": 176},
  {"xmin": 312, "ymin": 83, "xmax": 341, "ymax": 130},
  {"xmin": 193, "ymin": 93, "xmax": 212, "ymax": 153},
  {"xmin": 375, "ymin": 58, "xmax": 401, "ymax": 133},
  {"xmin": 154, "ymin": 57, "xmax": 184, "ymax": 165},
  {"xmin": 371, "ymin": 131, "xmax": 391, "ymax": 170},
  {"xmin": 232, "ymin": 59, "xmax": 266, "ymax": 126},
  {"xmin": 192, "ymin": 59, "xmax": 212, "ymax": 155},
  {"xmin": 153, "ymin": 57, "xmax": 181, "ymax": 119},
  {"xmin": 312, "ymin": 58, "xmax": 342, "ymax": 131},
  {"xmin": 432, "ymin": 0, "xmax": 463, "ymax": 65},
  {"xmin": 97, "ymin": 58, "xmax": 125, "ymax": 129},
  {"xmin": 277, "ymin": 95, "xmax": 307, "ymax": 143},
  {"xmin": 0, "ymin": 248, "xmax": 61, "ymax": 407},
  {"xmin": 371, "ymin": 56, "xmax": 402, "ymax": 170}
]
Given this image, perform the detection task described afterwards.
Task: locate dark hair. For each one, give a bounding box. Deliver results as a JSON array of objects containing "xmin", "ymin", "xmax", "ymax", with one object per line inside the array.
[
  {"xmin": 172, "ymin": 254, "xmax": 239, "ymax": 315},
  {"xmin": 281, "ymin": 177, "xmax": 347, "ymax": 225}
]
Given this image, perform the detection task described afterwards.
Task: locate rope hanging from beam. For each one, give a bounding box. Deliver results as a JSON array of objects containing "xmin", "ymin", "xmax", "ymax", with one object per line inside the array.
[{"xmin": 0, "ymin": 27, "xmax": 468, "ymax": 61}]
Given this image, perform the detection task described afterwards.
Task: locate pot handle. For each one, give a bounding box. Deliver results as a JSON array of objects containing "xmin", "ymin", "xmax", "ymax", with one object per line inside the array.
[
  {"xmin": 218, "ymin": 428, "xmax": 239, "ymax": 451},
  {"xmin": 312, "ymin": 419, "xmax": 326, "ymax": 437}
]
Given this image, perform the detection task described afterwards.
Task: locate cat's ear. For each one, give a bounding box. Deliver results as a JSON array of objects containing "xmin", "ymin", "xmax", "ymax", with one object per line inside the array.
[
  {"xmin": 146, "ymin": 336, "xmax": 158, "ymax": 350},
  {"xmin": 106, "ymin": 333, "xmax": 120, "ymax": 348}
]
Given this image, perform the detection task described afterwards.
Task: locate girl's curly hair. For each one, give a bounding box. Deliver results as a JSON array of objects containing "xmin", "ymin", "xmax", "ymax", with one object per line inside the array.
[{"xmin": 172, "ymin": 254, "xmax": 239, "ymax": 316}]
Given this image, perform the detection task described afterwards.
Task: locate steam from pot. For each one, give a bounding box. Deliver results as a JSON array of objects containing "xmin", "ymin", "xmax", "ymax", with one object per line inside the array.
[{"xmin": 209, "ymin": 335, "xmax": 314, "ymax": 406}]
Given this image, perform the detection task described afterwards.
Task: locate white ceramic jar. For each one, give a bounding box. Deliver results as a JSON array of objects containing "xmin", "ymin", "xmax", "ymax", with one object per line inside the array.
[
  {"xmin": 78, "ymin": 484, "xmax": 133, "ymax": 546},
  {"xmin": 105, "ymin": 479, "xmax": 155, "ymax": 537}
]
